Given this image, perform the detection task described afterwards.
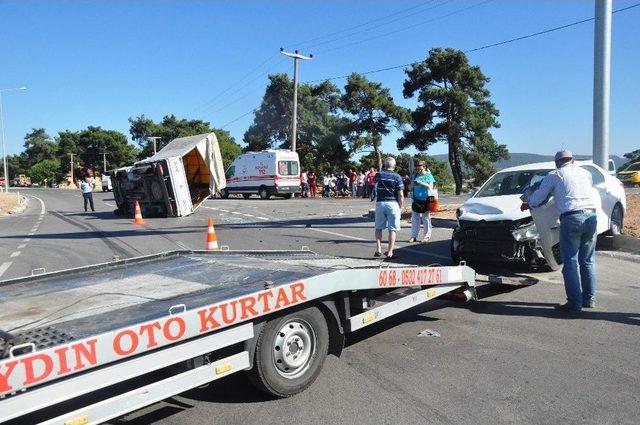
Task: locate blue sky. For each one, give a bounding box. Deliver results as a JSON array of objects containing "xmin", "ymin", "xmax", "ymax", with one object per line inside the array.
[{"xmin": 1, "ymin": 0, "xmax": 638, "ymax": 159}]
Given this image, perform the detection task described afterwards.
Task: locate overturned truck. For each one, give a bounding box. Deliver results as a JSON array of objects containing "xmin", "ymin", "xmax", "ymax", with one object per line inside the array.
[{"xmin": 112, "ymin": 132, "xmax": 226, "ymax": 217}]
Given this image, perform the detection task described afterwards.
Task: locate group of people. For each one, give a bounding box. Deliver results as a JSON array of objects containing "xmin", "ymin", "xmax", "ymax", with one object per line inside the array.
[
  {"xmin": 372, "ymin": 157, "xmax": 435, "ymax": 259},
  {"xmin": 373, "ymin": 149, "xmax": 600, "ymax": 315},
  {"xmin": 299, "ymin": 168, "xmax": 380, "ymax": 198}
]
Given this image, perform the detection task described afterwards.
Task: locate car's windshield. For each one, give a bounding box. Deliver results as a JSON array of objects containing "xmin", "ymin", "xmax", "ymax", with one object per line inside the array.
[
  {"xmin": 623, "ymin": 163, "xmax": 640, "ymax": 171},
  {"xmin": 475, "ymin": 169, "xmax": 551, "ymax": 197}
]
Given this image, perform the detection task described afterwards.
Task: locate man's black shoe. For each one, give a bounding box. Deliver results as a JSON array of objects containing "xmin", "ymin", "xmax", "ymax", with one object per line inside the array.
[
  {"xmin": 583, "ymin": 300, "xmax": 596, "ymax": 308},
  {"xmin": 554, "ymin": 303, "xmax": 582, "ymax": 314}
]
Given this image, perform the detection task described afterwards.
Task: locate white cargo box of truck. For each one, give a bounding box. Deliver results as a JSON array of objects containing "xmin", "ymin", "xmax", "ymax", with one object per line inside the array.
[{"xmin": 112, "ymin": 132, "xmax": 226, "ymax": 217}]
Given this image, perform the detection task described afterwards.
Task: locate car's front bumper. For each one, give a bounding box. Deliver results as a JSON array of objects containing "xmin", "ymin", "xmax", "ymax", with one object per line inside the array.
[{"xmin": 451, "ymin": 220, "xmax": 543, "ymax": 264}]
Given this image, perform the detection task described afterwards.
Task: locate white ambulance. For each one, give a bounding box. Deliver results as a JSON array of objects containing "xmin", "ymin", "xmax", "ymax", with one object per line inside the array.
[{"xmin": 222, "ymin": 150, "xmax": 301, "ymax": 199}]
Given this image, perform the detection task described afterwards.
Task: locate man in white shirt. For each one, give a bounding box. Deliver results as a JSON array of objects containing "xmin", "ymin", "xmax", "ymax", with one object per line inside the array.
[
  {"xmin": 522, "ymin": 150, "xmax": 598, "ymax": 313},
  {"xmin": 80, "ymin": 175, "xmax": 96, "ymax": 212}
]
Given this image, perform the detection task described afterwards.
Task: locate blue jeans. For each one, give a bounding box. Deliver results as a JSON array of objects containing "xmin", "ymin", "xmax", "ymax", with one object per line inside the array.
[{"xmin": 559, "ymin": 212, "xmax": 597, "ymax": 309}]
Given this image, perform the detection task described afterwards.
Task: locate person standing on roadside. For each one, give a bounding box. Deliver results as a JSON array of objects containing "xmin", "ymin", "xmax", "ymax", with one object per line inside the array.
[
  {"xmin": 373, "ymin": 157, "xmax": 404, "ymax": 260},
  {"xmin": 522, "ymin": 150, "xmax": 598, "ymax": 313},
  {"xmin": 409, "ymin": 161, "xmax": 435, "ymax": 243},
  {"xmin": 80, "ymin": 175, "xmax": 95, "ymax": 212},
  {"xmin": 348, "ymin": 168, "xmax": 358, "ymax": 197},
  {"xmin": 402, "ymin": 174, "xmax": 411, "ymax": 198},
  {"xmin": 308, "ymin": 170, "xmax": 317, "ymax": 197},
  {"xmin": 357, "ymin": 171, "xmax": 365, "ymax": 197},
  {"xmin": 366, "ymin": 167, "xmax": 377, "ymax": 199},
  {"xmin": 300, "ymin": 170, "xmax": 309, "ymax": 198}
]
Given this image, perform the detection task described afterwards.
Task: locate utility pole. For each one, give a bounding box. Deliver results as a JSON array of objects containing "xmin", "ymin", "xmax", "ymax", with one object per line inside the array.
[
  {"xmin": 593, "ymin": 0, "xmax": 612, "ymax": 170},
  {"xmin": 101, "ymin": 152, "xmax": 107, "ymax": 173},
  {"xmin": 69, "ymin": 153, "xmax": 74, "ymax": 186},
  {"xmin": 147, "ymin": 136, "xmax": 161, "ymax": 155},
  {"xmin": 0, "ymin": 86, "xmax": 27, "ymax": 192},
  {"xmin": 280, "ymin": 48, "xmax": 312, "ymax": 153}
]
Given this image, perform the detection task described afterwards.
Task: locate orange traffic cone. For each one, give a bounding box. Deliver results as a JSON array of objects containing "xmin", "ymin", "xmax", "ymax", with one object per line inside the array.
[
  {"xmin": 206, "ymin": 217, "xmax": 219, "ymax": 251},
  {"xmin": 132, "ymin": 200, "xmax": 145, "ymax": 224}
]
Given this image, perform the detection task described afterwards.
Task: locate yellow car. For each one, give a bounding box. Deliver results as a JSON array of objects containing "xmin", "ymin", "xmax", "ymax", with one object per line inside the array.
[{"xmin": 617, "ymin": 162, "xmax": 640, "ymax": 186}]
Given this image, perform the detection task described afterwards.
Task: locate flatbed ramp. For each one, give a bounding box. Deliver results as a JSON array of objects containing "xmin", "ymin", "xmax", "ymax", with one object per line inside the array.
[{"xmin": 0, "ymin": 250, "xmax": 475, "ymax": 424}]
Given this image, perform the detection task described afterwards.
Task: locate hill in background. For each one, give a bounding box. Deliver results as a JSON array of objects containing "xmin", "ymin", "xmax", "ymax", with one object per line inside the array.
[{"xmin": 431, "ymin": 152, "xmax": 626, "ymax": 171}]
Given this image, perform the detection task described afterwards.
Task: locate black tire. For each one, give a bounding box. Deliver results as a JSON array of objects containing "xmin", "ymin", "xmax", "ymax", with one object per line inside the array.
[
  {"xmin": 259, "ymin": 186, "xmax": 271, "ymax": 200},
  {"xmin": 242, "ymin": 193, "xmax": 252, "ymax": 199},
  {"xmin": 248, "ymin": 306, "xmax": 328, "ymax": 398},
  {"xmin": 220, "ymin": 188, "xmax": 229, "ymax": 199},
  {"xmin": 607, "ymin": 203, "xmax": 624, "ymax": 236},
  {"xmin": 282, "ymin": 193, "xmax": 293, "ymax": 199}
]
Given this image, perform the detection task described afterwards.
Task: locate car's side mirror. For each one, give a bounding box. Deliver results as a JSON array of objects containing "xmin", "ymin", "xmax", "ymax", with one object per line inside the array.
[{"xmin": 467, "ymin": 188, "xmax": 477, "ymax": 198}]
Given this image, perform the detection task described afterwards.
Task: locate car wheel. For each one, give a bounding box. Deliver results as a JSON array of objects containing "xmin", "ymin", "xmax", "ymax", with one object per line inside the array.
[
  {"xmin": 242, "ymin": 193, "xmax": 251, "ymax": 199},
  {"xmin": 248, "ymin": 307, "xmax": 329, "ymax": 397},
  {"xmin": 282, "ymin": 194, "xmax": 293, "ymax": 199},
  {"xmin": 259, "ymin": 187, "xmax": 271, "ymax": 200},
  {"xmin": 607, "ymin": 203, "xmax": 624, "ymax": 236},
  {"xmin": 220, "ymin": 188, "xmax": 229, "ymax": 199}
]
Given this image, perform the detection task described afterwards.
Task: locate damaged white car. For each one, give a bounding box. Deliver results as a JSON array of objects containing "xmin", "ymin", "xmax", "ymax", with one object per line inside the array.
[{"xmin": 451, "ymin": 161, "xmax": 626, "ymax": 270}]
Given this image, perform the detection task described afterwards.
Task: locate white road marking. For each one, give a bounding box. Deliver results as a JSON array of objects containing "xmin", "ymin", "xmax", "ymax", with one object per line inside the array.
[
  {"xmin": 29, "ymin": 194, "xmax": 46, "ymax": 215},
  {"xmin": 22, "ymin": 238, "xmax": 31, "ymax": 242},
  {"xmin": 17, "ymin": 244, "xmax": 26, "ymax": 249},
  {"xmin": 28, "ymin": 232, "xmax": 34, "ymax": 236},
  {"xmin": 0, "ymin": 262, "xmax": 12, "ymax": 277},
  {"xmin": 256, "ymin": 216, "xmax": 270, "ymax": 220},
  {"xmin": 30, "ymin": 227, "xmax": 38, "ymax": 232},
  {"xmin": 102, "ymin": 201, "xmax": 115, "ymax": 207},
  {"xmin": 307, "ymin": 227, "xmax": 367, "ymax": 241},
  {"xmin": 243, "ymin": 214, "xmax": 254, "ymax": 217},
  {"xmin": 307, "ymin": 228, "xmax": 452, "ymax": 261},
  {"xmin": 231, "ymin": 211, "xmax": 242, "ymax": 215},
  {"xmin": 219, "ymin": 209, "xmax": 229, "ymax": 213},
  {"xmin": 10, "ymin": 251, "xmax": 21, "ymax": 258}
]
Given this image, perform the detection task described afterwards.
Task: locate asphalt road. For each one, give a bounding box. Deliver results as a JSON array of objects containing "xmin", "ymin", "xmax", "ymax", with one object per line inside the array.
[{"xmin": 1, "ymin": 189, "xmax": 639, "ymax": 425}]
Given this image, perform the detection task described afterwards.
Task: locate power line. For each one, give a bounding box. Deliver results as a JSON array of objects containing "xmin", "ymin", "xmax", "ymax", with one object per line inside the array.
[
  {"xmin": 317, "ymin": 0, "xmax": 490, "ymax": 54},
  {"xmin": 308, "ymin": 2, "xmax": 640, "ymax": 82},
  {"xmin": 287, "ymin": 1, "xmax": 439, "ymax": 49},
  {"xmin": 303, "ymin": 1, "xmax": 452, "ymax": 51},
  {"xmin": 219, "ymin": 2, "xmax": 640, "ymax": 132}
]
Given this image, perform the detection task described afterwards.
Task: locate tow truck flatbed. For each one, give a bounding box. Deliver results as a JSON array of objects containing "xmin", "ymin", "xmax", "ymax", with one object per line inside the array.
[{"xmin": 0, "ymin": 250, "xmax": 476, "ymax": 424}]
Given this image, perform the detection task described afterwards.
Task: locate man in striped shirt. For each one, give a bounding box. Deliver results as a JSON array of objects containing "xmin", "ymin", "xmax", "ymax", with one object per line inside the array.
[{"xmin": 373, "ymin": 157, "xmax": 404, "ymax": 259}]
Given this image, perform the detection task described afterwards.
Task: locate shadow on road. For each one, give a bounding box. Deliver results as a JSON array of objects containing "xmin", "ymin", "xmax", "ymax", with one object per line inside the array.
[{"xmin": 456, "ymin": 300, "xmax": 640, "ymax": 326}]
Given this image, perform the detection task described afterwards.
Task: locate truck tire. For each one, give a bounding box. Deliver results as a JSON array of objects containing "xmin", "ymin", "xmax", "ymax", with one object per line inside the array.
[
  {"xmin": 248, "ymin": 306, "xmax": 328, "ymax": 397},
  {"xmin": 242, "ymin": 193, "xmax": 252, "ymax": 199},
  {"xmin": 259, "ymin": 187, "xmax": 271, "ymax": 200},
  {"xmin": 282, "ymin": 194, "xmax": 293, "ymax": 199},
  {"xmin": 220, "ymin": 188, "xmax": 229, "ymax": 199}
]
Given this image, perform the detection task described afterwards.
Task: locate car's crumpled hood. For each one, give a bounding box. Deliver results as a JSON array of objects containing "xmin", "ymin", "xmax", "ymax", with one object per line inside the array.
[{"xmin": 458, "ymin": 194, "xmax": 530, "ymax": 222}]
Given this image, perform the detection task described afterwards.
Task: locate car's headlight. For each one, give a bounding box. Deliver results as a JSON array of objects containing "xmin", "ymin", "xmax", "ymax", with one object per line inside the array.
[{"xmin": 511, "ymin": 223, "xmax": 539, "ymax": 241}]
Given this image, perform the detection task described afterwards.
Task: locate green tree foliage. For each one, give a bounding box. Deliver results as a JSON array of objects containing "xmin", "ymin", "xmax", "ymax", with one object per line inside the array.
[
  {"xmin": 76, "ymin": 126, "xmax": 137, "ymax": 171},
  {"xmin": 30, "ymin": 159, "xmax": 60, "ymax": 184},
  {"xmin": 623, "ymin": 149, "xmax": 640, "ymax": 164},
  {"xmin": 341, "ymin": 73, "xmax": 409, "ymax": 171},
  {"xmin": 243, "ymin": 74, "xmax": 348, "ymax": 172},
  {"xmin": 6, "ymin": 154, "xmax": 28, "ymax": 178},
  {"xmin": 128, "ymin": 114, "xmax": 241, "ymax": 168},
  {"xmin": 399, "ymin": 48, "xmax": 509, "ymax": 194},
  {"xmin": 23, "ymin": 129, "xmax": 58, "ymax": 164},
  {"xmin": 215, "ymin": 128, "xmax": 243, "ymax": 169}
]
